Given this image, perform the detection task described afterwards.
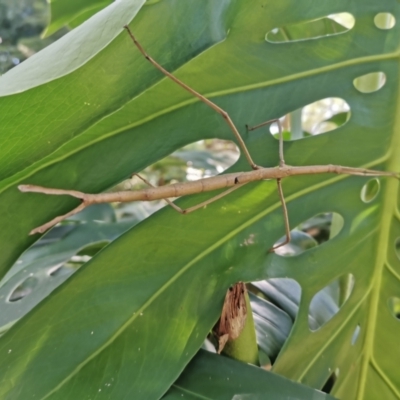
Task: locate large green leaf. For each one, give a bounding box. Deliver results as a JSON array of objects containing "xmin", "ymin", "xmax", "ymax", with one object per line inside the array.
[
  {"xmin": 163, "ymin": 349, "xmax": 335, "ymax": 399},
  {"xmin": 0, "ymin": 204, "xmax": 134, "ymax": 334},
  {"xmin": 1, "ymin": 0, "xmax": 400, "ymax": 399}
]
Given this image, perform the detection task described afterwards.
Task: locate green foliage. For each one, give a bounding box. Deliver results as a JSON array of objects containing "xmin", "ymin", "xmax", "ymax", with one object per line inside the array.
[
  {"xmin": 43, "ymin": 0, "xmax": 112, "ymax": 37},
  {"xmin": 164, "ymin": 349, "xmax": 333, "ymax": 399},
  {"xmin": 0, "ymin": 0, "xmax": 399, "ymax": 399}
]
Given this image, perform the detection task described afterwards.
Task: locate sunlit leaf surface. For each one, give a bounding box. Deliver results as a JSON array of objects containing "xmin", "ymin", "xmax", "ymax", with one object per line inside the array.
[{"xmin": 0, "ymin": 0, "xmax": 399, "ymax": 399}]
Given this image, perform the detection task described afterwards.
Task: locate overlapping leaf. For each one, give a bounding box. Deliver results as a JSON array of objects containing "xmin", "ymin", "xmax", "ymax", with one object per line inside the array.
[
  {"xmin": 163, "ymin": 349, "xmax": 334, "ymax": 399},
  {"xmin": 0, "ymin": 0, "xmax": 400, "ymax": 399},
  {"xmin": 43, "ymin": 0, "xmax": 112, "ymax": 37}
]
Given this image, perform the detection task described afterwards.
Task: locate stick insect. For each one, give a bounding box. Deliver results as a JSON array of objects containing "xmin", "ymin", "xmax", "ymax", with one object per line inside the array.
[{"xmin": 19, "ymin": 26, "xmax": 399, "ymax": 252}]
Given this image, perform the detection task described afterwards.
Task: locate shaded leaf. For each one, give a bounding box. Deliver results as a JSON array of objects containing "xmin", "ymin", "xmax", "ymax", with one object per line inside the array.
[
  {"xmin": 163, "ymin": 349, "xmax": 336, "ymax": 400},
  {"xmin": 0, "ymin": 216, "xmax": 133, "ymax": 334},
  {"xmin": 43, "ymin": 0, "xmax": 112, "ymax": 37},
  {"xmin": 1, "ymin": 0, "xmax": 400, "ymax": 399}
]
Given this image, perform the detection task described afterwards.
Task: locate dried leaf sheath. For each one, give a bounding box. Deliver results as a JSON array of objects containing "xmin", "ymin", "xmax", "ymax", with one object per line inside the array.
[{"xmin": 213, "ymin": 282, "xmax": 247, "ymax": 354}]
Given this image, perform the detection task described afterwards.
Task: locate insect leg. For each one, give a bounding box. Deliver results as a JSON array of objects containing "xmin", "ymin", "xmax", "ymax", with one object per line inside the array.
[
  {"xmin": 246, "ymin": 118, "xmax": 285, "ymax": 167},
  {"xmin": 269, "ymin": 178, "xmax": 291, "ymax": 252},
  {"xmin": 124, "ymin": 25, "xmax": 261, "ymax": 170}
]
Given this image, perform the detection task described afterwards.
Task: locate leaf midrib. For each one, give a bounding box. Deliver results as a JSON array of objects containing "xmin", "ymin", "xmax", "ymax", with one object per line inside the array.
[
  {"xmin": 356, "ymin": 57, "xmax": 400, "ymax": 400},
  {"xmin": 296, "ymin": 228, "xmax": 378, "ymax": 382}
]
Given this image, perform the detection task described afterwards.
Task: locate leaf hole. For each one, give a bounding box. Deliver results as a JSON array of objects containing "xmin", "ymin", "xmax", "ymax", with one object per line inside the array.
[
  {"xmin": 123, "ymin": 139, "xmax": 239, "ymax": 191},
  {"xmin": 267, "ymin": 98, "xmax": 350, "ymax": 141},
  {"xmin": 68, "ymin": 204, "xmax": 116, "ymax": 224},
  {"xmin": 49, "ymin": 265, "xmax": 76, "ymax": 278},
  {"xmin": 266, "ymin": 13, "xmax": 354, "ymax": 43},
  {"xmin": 274, "ymin": 212, "xmax": 344, "ymax": 257},
  {"xmin": 251, "ymin": 279, "xmax": 301, "ymax": 321},
  {"xmin": 250, "ymin": 278, "xmax": 300, "ymax": 363},
  {"xmin": 8, "ymin": 276, "xmax": 39, "ymax": 302},
  {"xmin": 351, "ymin": 324, "xmax": 361, "ymax": 345},
  {"xmin": 309, "ymin": 273, "xmax": 355, "ymax": 331},
  {"xmin": 388, "ymin": 297, "xmax": 400, "ymax": 320},
  {"xmin": 76, "ymin": 241, "xmax": 109, "ymax": 258},
  {"xmin": 321, "ymin": 368, "xmax": 339, "ymax": 393},
  {"xmin": 395, "ymin": 237, "xmax": 400, "ymax": 261},
  {"xmin": 353, "ymin": 72, "xmax": 386, "ymax": 93},
  {"xmin": 114, "ymin": 139, "xmax": 239, "ymax": 219},
  {"xmin": 360, "ymin": 178, "xmax": 380, "ymax": 203},
  {"xmin": 374, "ymin": 13, "xmax": 396, "ymax": 29}
]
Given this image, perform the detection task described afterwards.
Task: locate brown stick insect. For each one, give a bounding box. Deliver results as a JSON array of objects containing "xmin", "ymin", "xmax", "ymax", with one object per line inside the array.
[
  {"xmin": 18, "ymin": 26, "xmax": 399, "ymax": 351},
  {"xmin": 19, "ymin": 26, "xmax": 399, "ymax": 244}
]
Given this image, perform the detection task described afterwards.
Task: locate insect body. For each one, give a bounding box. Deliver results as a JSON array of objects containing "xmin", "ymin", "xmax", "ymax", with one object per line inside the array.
[{"xmin": 19, "ymin": 26, "xmax": 400, "ymax": 244}]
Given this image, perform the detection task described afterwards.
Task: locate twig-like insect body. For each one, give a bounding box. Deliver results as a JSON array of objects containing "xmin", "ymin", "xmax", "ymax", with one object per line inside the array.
[
  {"xmin": 19, "ymin": 26, "xmax": 400, "ymax": 245},
  {"xmin": 19, "ymin": 164, "xmax": 398, "ymax": 235}
]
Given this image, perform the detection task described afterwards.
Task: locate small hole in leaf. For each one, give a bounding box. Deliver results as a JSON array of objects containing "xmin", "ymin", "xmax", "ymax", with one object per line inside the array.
[
  {"xmin": 353, "ymin": 72, "xmax": 386, "ymax": 93},
  {"xmin": 374, "ymin": 13, "xmax": 396, "ymax": 29},
  {"xmin": 309, "ymin": 273, "xmax": 355, "ymax": 331},
  {"xmin": 266, "ymin": 13, "xmax": 354, "ymax": 43},
  {"xmin": 112, "ymin": 139, "xmax": 240, "ymax": 222},
  {"xmin": 119, "ymin": 139, "xmax": 239, "ymax": 193},
  {"xmin": 360, "ymin": 178, "xmax": 380, "ymax": 203},
  {"xmin": 49, "ymin": 265, "xmax": 76, "ymax": 278},
  {"xmin": 251, "ymin": 278, "xmax": 301, "ymax": 322},
  {"xmin": 395, "ymin": 237, "xmax": 400, "ymax": 261},
  {"xmin": 322, "ymin": 368, "xmax": 339, "ymax": 393},
  {"xmin": 76, "ymin": 241, "xmax": 109, "ymax": 258},
  {"xmin": 274, "ymin": 212, "xmax": 344, "ymax": 257},
  {"xmin": 273, "ymin": 230, "xmax": 318, "ymax": 257},
  {"xmin": 68, "ymin": 203, "xmax": 116, "ymax": 224},
  {"xmin": 266, "ymin": 98, "xmax": 350, "ymax": 141},
  {"xmin": 388, "ymin": 297, "xmax": 400, "ymax": 320},
  {"xmin": 250, "ymin": 278, "xmax": 301, "ymax": 362},
  {"xmin": 8, "ymin": 276, "xmax": 39, "ymax": 302},
  {"xmin": 351, "ymin": 324, "xmax": 361, "ymax": 345},
  {"xmin": 301, "ymin": 98, "xmax": 350, "ymax": 135}
]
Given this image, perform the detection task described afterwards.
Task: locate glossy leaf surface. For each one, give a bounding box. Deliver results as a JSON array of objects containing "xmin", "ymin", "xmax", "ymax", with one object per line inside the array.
[
  {"xmin": 0, "ymin": 0, "xmax": 400, "ymax": 399},
  {"xmin": 0, "ymin": 204, "xmax": 134, "ymax": 334}
]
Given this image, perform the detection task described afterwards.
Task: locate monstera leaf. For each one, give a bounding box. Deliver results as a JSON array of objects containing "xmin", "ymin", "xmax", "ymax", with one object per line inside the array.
[
  {"xmin": 43, "ymin": 0, "xmax": 113, "ymax": 37},
  {"xmin": 0, "ymin": 0, "xmax": 399, "ymax": 399}
]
